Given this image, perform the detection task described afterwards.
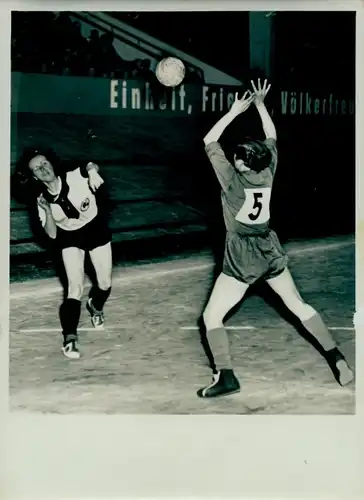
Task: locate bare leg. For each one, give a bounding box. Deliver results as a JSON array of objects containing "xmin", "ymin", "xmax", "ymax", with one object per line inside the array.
[{"xmin": 89, "ymin": 242, "xmax": 112, "ymax": 294}]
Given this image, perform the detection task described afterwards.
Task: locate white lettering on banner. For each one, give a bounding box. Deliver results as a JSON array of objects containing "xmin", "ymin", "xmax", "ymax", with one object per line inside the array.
[
  {"xmin": 290, "ymin": 92, "xmax": 297, "ymax": 114},
  {"xmin": 219, "ymin": 88, "xmax": 224, "ymax": 112},
  {"xmin": 235, "ymin": 188, "xmax": 271, "ymax": 225},
  {"xmin": 110, "ymin": 80, "xmax": 118, "ymax": 108},
  {"xmin": 171, "ymin": 89, "xmax": 176, "ymax": 111},
  {"xmin": 145, "ymin": 82, "xmax": 154, "ymax": 110},
  {"xmin": 281, "ymin": 91, "xmax": 354, "ymax": 116},
  {"xmin": 314, "ymin": 98, "xmax": 320, "ymax": 115},
  {"xmin": 108, "ymin": 80, "xmax": 354, "ymax": 116},
  {"xmin": 122, "ymin": 80, "xmax": 127, "ymax": 109},
  {"xmin": 202, "ymin": 86, "xmax": 208, "ymax": 112},
  {"xmin": 201, "ymin": 86, "xmax": 238, "ymax": 112},
  {"xmin": 306, "ymin": 93, "xmax": 311, "ymax": 114},
  {"xmin": 131, "ymin": 88, "xmax": 141, "ymax": 109},
  {"xmin": 211, "ymin": 91, "xmax": 217, "ymax": 112},
  {"xmin": 179, "ymin": 85, "xmax": 186, "ymax": 111}
]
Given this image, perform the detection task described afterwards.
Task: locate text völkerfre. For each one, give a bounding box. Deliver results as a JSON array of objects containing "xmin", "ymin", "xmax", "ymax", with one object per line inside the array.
[{"xmin": 281, "ymin": 91, "xmax": 354, "ymax": 116}]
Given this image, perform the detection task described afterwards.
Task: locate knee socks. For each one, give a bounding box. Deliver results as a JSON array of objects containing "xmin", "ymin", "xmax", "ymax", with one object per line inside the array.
[
  {"xmin": 204, "ymin": 327, "xmax": 233, "ymax": 373},
  {"xmin": 60, "ymin": 298, "xmax": 81, "ymax": 343},
  {"xmin": 302, "ymin": 312, "xmax": 336, "ymax": 351}
]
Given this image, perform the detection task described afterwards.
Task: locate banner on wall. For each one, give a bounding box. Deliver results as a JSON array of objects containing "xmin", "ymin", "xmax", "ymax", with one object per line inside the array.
[{"xmin": 11, "ymin": 72, "xmax": 354, "ymax": 118}]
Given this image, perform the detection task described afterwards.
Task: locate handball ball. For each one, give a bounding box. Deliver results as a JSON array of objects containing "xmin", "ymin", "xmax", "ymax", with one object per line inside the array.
[{"xmin": 155, "ymin": 57, "xmax": 185, "ymax": 87}]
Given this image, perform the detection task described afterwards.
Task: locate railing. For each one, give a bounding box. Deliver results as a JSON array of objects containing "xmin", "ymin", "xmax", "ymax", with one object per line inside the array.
[{"xmin": 72, "ymin": 11, "xmax": 203, "ymax": 74}]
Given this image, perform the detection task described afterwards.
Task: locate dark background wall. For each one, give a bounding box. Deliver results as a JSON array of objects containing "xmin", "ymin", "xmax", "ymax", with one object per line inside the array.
[
  {"xmin": 111, "ymin": 11, "xmax": 251, "ymax": 82},
  {"xmin": 271, "ymin": 11, "xmax": 355, "ymax": 239},
  {"xmin": 10, "ymin": 11, "xmax": 356, "ymax": 259}
]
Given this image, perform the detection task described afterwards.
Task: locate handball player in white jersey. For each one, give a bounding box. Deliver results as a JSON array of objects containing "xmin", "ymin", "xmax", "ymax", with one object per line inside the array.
[
  {"xmin": 198, "ymin": 79, "xmax": 353, "ymax": 398},
  {"xmin": 14, "ymin": 148, "xmax": 113, "ymax": 359}
]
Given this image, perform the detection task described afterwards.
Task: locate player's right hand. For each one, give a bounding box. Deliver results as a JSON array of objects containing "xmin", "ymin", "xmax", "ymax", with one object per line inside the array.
[
  {"xmin": 37, "ymin": 194, "xmax": 50, "ymax": 211},
  {"xmin": 230, "ymin": 90, "xmax": 255, "ymax": 115}
]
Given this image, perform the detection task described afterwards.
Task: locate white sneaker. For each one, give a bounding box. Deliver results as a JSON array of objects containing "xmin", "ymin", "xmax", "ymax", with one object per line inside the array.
[
  {"xmin": 62, "ymin": 340, "xmax": 80, "ymax": 359},
  {"xmin": 87, "ymin": 298, "xmax": 105, "ymax": 329}
]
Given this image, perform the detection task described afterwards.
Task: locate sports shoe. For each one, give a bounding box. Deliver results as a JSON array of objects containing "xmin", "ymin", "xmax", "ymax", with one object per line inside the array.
[
  {"xmin": 87, "ymin": 298, "xmax": 105, "ymax": 329},
  {"xmin": 62, "ymin": 340, "xmax": 80, "ymax": 360},
  {"xmin": 324, "ymin": 348, "xmax": 354, "ymax": 386},
  {"xmin": 197, "ymin": 369, "xmax": 240, "ymax": 398}
]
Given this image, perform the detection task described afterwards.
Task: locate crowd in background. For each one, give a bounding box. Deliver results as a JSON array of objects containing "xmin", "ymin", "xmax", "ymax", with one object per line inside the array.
[{"xmin": 11, "ymin": 11, "xmax": 205, "ymax": 83}]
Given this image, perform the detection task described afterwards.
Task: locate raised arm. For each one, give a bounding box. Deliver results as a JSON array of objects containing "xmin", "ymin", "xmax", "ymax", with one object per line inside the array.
[
  {"xmin": 203, "ymin": 90, "xmax": 255, "ymax": 145},
  {"xmin": 251, "ymin": 79, "xmax": 277, "ymax": 140},
  {"xmin": 203, "ymin": 91, "xmax": 255, "ymax": 191}
]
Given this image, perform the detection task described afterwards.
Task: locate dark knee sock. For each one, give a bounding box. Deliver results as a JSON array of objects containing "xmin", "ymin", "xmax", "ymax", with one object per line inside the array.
[
  {"xmin": 302, "ymin": 313, "xmax": 352, "ymax": 385},
  {"xmin": 205, "ymin": 327, "xmax": 233, "ymax": 372},
  {"xmin": 90, "ymin": 286, "xmax": 111, "ymax": 311},
  {"xmin": 302, "ymin": 312, "xmax": 336, "ymax": 351},
  {"xmin": 59, "ymin": 298, "xmax": 81, "ymax": 342}
]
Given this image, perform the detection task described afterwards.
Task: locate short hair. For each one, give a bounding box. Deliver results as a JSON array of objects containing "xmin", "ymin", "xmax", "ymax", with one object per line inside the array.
[
  {"xmin": 234, "ymin": 139, "xmax": 272, "ymax": 173},
  {"xmin": 12, "ymin": 147, "xmax": 62, "ymax": 205}
]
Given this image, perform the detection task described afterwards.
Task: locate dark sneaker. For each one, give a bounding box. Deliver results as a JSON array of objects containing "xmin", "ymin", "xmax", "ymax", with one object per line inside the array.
[
  {"xmin": 197, "ymin": 369, "xmax": 240, "ymax": 398},
  {"xmin": 324, "ymin": 348, "xmax": 354, "ymax": 386},
  {"xmin": 87, "ymin": 298, "xmax": 105, "ymax": 329},
  {"xmin": 61, "ymin": 340, "xmax": 80, "ymax": 360}
]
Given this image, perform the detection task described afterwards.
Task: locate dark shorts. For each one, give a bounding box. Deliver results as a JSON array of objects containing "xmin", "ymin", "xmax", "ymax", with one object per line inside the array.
[
  {"xmin": 222, "ymin": 229, "xmax": 288, "ymax": 285},
  {"xmin": 56, "ymin": 215, "xmax": 112, "ymax": 252}
]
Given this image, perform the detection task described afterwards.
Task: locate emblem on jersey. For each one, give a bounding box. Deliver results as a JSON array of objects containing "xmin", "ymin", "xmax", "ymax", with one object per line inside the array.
[{"xmin": 80, "ymin": 197, "xmax": 90, "ymax": 212}]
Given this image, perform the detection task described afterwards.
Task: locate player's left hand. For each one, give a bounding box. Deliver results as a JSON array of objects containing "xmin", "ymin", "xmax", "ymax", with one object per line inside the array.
[{"xmin": 88, "ymin": 168, "xmax": 104, "ymax": 192}]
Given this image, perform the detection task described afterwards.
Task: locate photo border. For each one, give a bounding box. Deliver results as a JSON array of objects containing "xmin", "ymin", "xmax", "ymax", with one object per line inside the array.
[{"xmin": 2, "ymin": 1, "xmax": 363, "ymax": 499}]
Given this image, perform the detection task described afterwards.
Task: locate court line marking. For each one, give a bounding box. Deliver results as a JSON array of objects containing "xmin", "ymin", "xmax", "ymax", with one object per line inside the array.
[
  {"xmin": 10, "ymin": 238, "xmax": 354, "ymax": 300},
  {"xmin": 17, "ymin": 326, "xmax": 354, "ymax": 334},
  {"xmin": 180, "ymin": 326, "xmax": 354, "ymax": 331},
  {"xmin": 18, "ymin": 327, "xmax": 111, "ymax": 333}
]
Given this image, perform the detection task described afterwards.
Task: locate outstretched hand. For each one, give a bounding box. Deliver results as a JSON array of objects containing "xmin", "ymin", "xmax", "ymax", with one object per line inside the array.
[
  {"xmin": 251, "ymin": 78, "xmax": 271, "ymax": 105},
  {"xmin": 230, "ymin": 90, "xmax": 255, "ymax": 115}
]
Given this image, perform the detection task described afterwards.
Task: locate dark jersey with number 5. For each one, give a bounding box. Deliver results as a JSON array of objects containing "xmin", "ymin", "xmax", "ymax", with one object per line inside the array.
[{"xmin": 205, "ymin": 138, "xmax": 278, "ymax": 235}]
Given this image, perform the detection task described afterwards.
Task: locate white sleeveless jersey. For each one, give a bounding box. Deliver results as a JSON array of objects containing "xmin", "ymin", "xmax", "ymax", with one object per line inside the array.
[{"xmin": 38, "ymin": 168, "xmax": 98, "ymax": 231}]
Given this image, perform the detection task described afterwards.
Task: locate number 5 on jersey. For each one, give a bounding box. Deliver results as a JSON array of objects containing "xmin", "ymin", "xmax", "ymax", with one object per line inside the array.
[{"xmin": 235, "ymin": 188, "xmax": 271, "ymax": 225}]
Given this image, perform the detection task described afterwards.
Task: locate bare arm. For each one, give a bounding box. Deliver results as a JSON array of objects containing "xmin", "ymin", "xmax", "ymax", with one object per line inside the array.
[
  {"xmin": 203, "ymin": 90, "xmax": 255, "ymax": 145},
  {"xmin": 203, "ymin": 91, "xmax": 255, "ymax": 192},
  {"xmin": 203, "ymin": 109, "xmax": 240, "ymax": 145},
  {"xmin": 251, "ymin": 79, "xmax": 278, "ymax": 173},
  {"xmin": 255, "ymin": 102, "xmax": 277, "ymax": 140},
  {"xmin": 37, "ymin": 195, "xmax": 57, "ymax": 239},
  {"xmin": 42, "ymin": 207, "xmax": 57, "ymax": 239},
  {"xmin": 251, "ymin": 79, "xmax": 277, "ymax": 140}
]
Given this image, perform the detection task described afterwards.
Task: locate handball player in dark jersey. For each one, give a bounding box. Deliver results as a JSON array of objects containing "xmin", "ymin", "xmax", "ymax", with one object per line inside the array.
[
  {"xmin": 198, "ymin": 79, "xmax": 353, "ymax": 398},
  {"xmin": 13, "ymin": 148, "xmax": 113, "ymax": 359}
]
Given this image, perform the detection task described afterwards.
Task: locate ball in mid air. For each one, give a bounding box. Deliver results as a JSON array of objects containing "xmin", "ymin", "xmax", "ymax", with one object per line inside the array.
[{"xmin": 155, "ymin": 57, "xmax": 185, "ymax": 87}]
